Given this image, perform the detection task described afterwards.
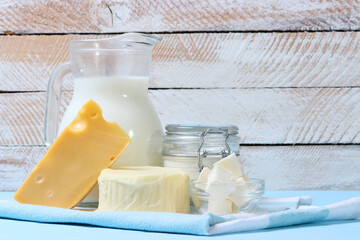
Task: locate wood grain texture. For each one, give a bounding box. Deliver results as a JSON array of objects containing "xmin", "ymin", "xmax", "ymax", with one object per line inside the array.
[
  {"xmin": 1, "ymin": 145, "xmax": 359, "ymax": 191},
  {"xmin": 1, "ymin": 32, "xmax": 360, "ymax": 91},
  {"xmin": 0, "ymin": 147, "xmax": 45, "ymax": 190},
  {"xmin": 240, "ymin": 145, "xmax": 360, "ymax": 190},
  {"xmin": 1, "ymin": 88, "xmax": 360, "ymax": 145},
  {"xmin": 0, "ymin": 0, "xmax": 359, "ymax": 33}
]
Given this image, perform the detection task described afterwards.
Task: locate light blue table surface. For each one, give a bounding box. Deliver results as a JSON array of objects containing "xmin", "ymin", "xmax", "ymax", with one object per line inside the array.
[{"xmin": 1, "ymin": 191, "xmax": 359, "ymax": 240}]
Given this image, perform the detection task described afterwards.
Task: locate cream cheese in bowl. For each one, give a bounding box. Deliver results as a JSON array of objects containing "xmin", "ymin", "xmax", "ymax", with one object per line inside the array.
[{"xmin": 189, "ymin": 153, "xmax": 265, "ymax": 215}]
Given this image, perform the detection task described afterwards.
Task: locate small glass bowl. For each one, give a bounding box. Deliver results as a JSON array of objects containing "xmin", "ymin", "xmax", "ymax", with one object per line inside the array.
[{"xmin": 189, "ymin": 178, "xmax": 265, "ymax": 215}]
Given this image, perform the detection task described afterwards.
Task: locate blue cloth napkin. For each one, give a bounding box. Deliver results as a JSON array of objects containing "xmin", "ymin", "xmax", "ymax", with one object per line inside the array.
[{"xmin": 0, "ymin": 196, "xmax": 359, "ymax": 235}]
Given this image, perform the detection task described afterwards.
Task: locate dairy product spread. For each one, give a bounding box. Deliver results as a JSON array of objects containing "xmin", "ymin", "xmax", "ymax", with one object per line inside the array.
[
  {"xmin": 195, "ymin": 167, "xmax": 210, "ymax": 191},
  {"xmin": 97, "ymin": 166, "xmax": 190, "ymax": 213},
  {"xmin": 197, "ymin": 153, "xmax": 254, "ymax": 215},
  {"xmin": 14, "ymin": 100, "xmax": 130, "ymax": 208}
]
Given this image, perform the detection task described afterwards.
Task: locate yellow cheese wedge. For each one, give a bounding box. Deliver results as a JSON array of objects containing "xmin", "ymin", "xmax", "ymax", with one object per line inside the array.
[
  {"xmin": 97, "ymin": 167, "xmax": 190, "ymax": 213},
  {"xmin": 13, "ymin": 100, "xmax": 130, "ymax": 208}
]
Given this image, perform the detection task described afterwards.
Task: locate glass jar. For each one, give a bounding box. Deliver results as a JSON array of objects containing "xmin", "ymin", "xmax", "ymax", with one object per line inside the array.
[{"xmin": 162, "ymin": 124, "xmax": 240, "ymax": 180}]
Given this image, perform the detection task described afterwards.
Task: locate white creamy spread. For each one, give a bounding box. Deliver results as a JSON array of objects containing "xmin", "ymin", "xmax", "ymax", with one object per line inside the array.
[{"xmin": 196, "ymin": 153, "xmax": 254, "ymax": 215}]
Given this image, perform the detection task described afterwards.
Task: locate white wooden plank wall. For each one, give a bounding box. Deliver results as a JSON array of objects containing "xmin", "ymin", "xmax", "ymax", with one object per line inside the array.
[
  {"xmin": 1, "ymin": 0, "xmax": 360, "ymax": 191},
  {"xmin": 1, "ymin": 32, "xmax": 360, "ymax": 91},
  {"xmin": 0, "ymin": 0, "xmax": 359, "ymax": 33}
]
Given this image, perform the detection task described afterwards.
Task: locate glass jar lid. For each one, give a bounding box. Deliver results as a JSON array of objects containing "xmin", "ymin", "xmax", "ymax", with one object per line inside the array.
[
  {"xmin": 163, "ymin": 124, "xmax": 240, "ymax": 170},
  {"xmin": 165, "ymin": 124, "xmax": 239, "ymax": 136}
]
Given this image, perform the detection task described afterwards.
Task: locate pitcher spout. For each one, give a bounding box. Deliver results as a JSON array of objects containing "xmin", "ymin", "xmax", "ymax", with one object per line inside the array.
[
  {"xmin": 70, "ymin": 32, "xmax": 162, "ymax": 50},
  {"xmin": 118, "ymin": 32, "xmax": 162, "ymax": 46}
]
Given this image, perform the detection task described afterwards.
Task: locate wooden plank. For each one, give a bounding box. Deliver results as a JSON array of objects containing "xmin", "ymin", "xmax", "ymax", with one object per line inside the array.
[
  {"xmin": 240, "ymin": 145, "xmax": 360, "ymax": 190},
  {"xmin": 1, "ymin": 32, "xmax": 360, "ymax": 91},
  {"xmin": 0, "ymin": 0, "xmax": 359, "ymax": 33},
  {"xmin": 1, "ymin": 145, "xmax": 359, "ymax": 191},
  {"xmin": 0, "ymin": 146, "xmax": 46, "ymax": 191},
  {"xmin": 1, "ymin": 88, "xmax": 360, "ymax": 145}
]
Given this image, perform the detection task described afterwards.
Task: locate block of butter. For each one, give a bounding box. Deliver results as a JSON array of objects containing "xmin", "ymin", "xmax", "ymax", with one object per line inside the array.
[
  {"xmin": 97, "ymin": 167, "xmax": 190, "ymax": 213},
  {"xmin": 13, "ymin": 100, "xmax": 130, "ymax": 208}
]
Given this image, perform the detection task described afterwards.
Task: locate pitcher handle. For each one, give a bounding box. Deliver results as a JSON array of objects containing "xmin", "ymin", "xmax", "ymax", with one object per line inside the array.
[{"xmin": 44, "ymin": 62, "xmax": 71, "ymax": 146}]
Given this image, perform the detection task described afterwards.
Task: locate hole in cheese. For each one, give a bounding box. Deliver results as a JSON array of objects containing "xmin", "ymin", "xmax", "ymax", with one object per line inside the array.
[
  {"xmin": 47, "ymin": 191, "xmax": 53, "ymax": 198},
  {"xmin": 35, "ymin": 175, "xmax": 44, "ymax": 184},
  {"xmin": 70, "ymin": 121, "xmax": 86, "ymax": 132}
]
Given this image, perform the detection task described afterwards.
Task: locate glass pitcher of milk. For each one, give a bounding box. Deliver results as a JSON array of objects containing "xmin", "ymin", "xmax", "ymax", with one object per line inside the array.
[{"xmin": 44, "ymin": 33, "xmax": 163, "ymax": 202}]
